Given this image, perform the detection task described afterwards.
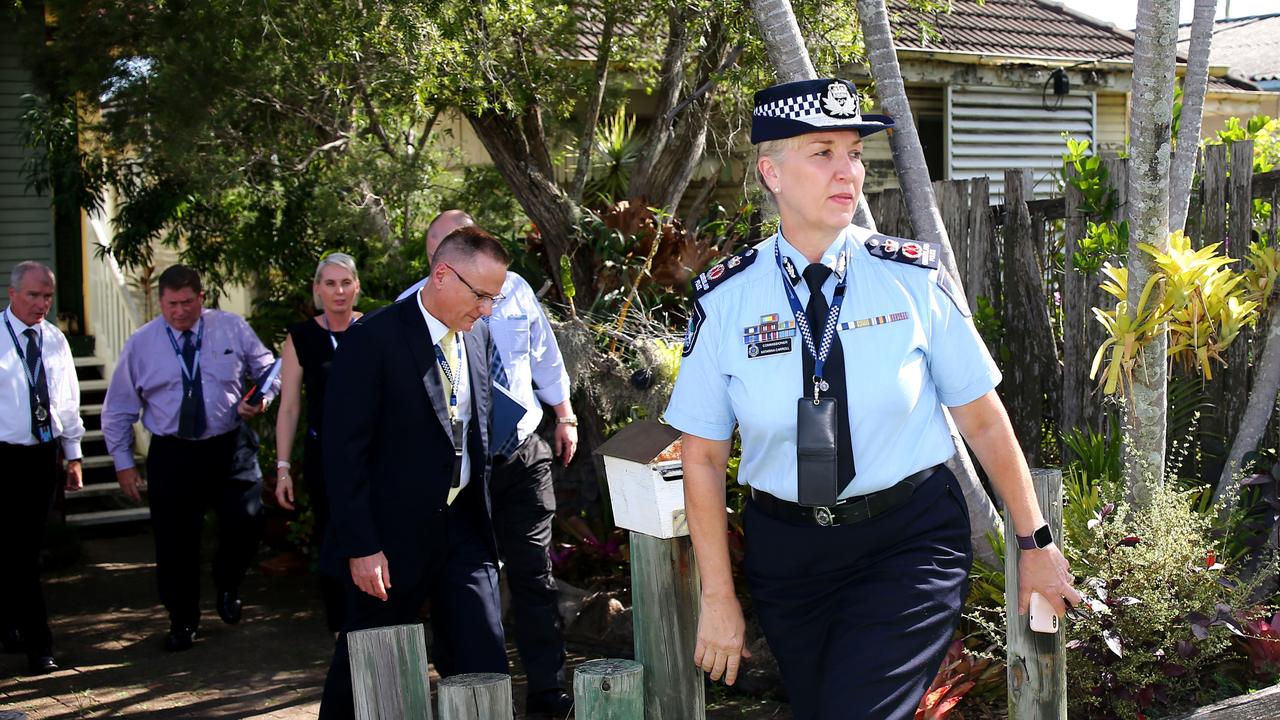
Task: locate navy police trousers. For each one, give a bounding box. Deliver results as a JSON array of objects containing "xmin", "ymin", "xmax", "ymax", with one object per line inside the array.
[{"xmin": 743, "ymin": 466, "xmax": 973, "ymax": 720}]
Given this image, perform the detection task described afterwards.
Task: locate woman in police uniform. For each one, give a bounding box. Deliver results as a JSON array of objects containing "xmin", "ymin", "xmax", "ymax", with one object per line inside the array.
[{"xmin": 664, "ymin": 78, "xmax": 1080, "ymax": 719}]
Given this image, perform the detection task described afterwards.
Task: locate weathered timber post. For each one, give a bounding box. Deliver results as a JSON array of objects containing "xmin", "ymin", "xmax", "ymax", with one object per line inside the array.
[
  {"xmin": 1005, "ymin": 468, "xmax": 1066, "ymax": 719},
  {"xmin": 437, "ymin": 673, "xmax": 513, "ymax": 720},
  {"xmin": 574, "ymin": 658, "xmax": 645, "ymax": 719},
  {"xmin": 347, "ymin": 624, "xmax": 433, "ymax": 720},
  {"xmin": 596, "ymin": 422, "xmax": 705, "ymax": 720}
]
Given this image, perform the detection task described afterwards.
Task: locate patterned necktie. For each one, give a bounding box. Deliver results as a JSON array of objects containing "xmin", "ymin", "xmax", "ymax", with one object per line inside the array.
[
  {"xmin": 23, "ymin": 329, "xmax": 52, "ymax": 443},
  {"xmin": 481, "ymin": 316, "xmax": 521, "ymax": 458},
  {"xmin": 801, "ymin": 263, "xmax": 855, "ymax": 493},
  {"xmin": 438, "ymin": 331, "xmax": 465, "ymax": 505},
  {"xmin": 177, "ymin": 330, "xmax": 207, "ymax": 439}
]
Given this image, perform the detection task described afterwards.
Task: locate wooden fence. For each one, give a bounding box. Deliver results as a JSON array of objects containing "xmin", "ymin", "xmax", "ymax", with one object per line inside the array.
[{"xmin": 867, "ymin": 142, "xmax": 1280, "ymax": 471}]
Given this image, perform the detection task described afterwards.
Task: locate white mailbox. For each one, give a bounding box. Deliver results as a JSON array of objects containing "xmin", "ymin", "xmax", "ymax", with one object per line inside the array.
[{"xmin": 596, "ymin": 421, "xmax": 687, "ymax": 539}]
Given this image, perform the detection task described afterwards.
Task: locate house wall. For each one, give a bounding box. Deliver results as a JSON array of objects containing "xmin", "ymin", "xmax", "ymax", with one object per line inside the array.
[
  {"xmin": 1096, "ymin": 92, "xmax": 1129, "ymax": 153},
  {"xmin": 0, "ymin": 18, "xmax": 56, "ymax": 302}
]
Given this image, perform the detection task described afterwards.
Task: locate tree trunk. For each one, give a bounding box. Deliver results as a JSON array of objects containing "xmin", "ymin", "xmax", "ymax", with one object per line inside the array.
[
  {"xmin": 627, "ymin": 3, "xmax": 692, "ymax": 201},
  {"xmin": 748, "ymin": 0, "xmax": 878, "ymax": 232},
  {"xmin": 1168, "ymin": 0, "xmax": 1216, "ymax": 232},
  {"xmin": 1123, "ymin": 0, "xmax": 1179, "ymax": 505},
  {"xmin": 751, "ymin": 0, "xmax": 999, "ymax": 564},
  {"xmin": 855, "ymin": 0, "xmax": 951, "ymax": 262},
  {"xmin": 637, "ymin": 17, "xmax": 733, "ymax": 213},
  {"xmin": 569, "ymin": 12, "xmax": 616, "ymax": 204},
  {"xmin": 1215, "ymin": 306, "xmax": 1280, "ymax": 504},
  {"xmin": 466, "ymin": 107, "xmax": 590, "ymax": 299}
]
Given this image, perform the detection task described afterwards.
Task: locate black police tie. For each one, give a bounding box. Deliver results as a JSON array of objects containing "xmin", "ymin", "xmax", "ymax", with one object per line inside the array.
[
  {"xmin": 24, "ymin": 329, "xmax": 52, "ymax": 443},
  {"xmin": 801, "ymin": 263, "xmax": 855, "ymax": 493},
  {"xmin": 177, "ymin": 330, "xmax": 207, "ymax": 439}
]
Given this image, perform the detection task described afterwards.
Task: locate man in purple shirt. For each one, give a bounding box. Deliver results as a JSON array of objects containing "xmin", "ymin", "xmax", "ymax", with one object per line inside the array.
[{"xmin": 102, "ymin": 265, "xmax": 277, "ymax": 652}]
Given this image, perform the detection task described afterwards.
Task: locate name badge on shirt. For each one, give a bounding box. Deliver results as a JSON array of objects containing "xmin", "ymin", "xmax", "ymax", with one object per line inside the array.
[{"xmin": 743, "ymin": 313, "xmax": 796, "ymax": 359}]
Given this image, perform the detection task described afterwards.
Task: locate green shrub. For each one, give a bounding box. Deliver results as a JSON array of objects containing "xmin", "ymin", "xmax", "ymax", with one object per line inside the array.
[{"xmin": 1065, "ymin": 484, "xmax": 1262, "ymax": 719}]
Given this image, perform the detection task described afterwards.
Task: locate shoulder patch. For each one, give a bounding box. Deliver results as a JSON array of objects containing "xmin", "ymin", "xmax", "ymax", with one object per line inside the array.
[
  {"xmin": 691, "ymin": 248, "xmax": 758, "ymax": 298},
  {"xmin": 864, "ymin": 234, "xmax": 939, "ymax": 270},
  {"xmin": 937, "ymin": 269, "xmax": 971, "ymax": 317},
  {"xmin": 681, "ymin": 300, "xmax": 707, "ymax": 357}
]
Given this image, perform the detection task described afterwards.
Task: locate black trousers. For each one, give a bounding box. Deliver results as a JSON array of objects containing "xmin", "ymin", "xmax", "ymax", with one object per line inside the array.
[
  {"xmin": 304, "ymin": 431, "xmax": 345, "ymax": 633},
  {"xmin": 318, "ymin": 484, "xmax": 507, "ymax": 720},
  {"xmin": 0, "ymin": 441, "xmax": 59, "ymax": 660},
  {"xmin": 146, "ymin": 429, "xmax": 263, "ymax": 630},
  {"xmin": 491, "ymin": 433, "xmax": 565, "ymax": 693},
  {"xmin": 743, "ymin": 466, "xmax": 973, "ymax": 720}
]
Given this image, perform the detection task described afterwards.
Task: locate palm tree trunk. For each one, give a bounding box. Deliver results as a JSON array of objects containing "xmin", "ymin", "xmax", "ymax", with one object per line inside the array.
[
  {"xmin": 1215, "ymin": 306, "xmax": 1280, "ymax": 504},
  {"xmin": 751, "ymin": 0, "xmax": 999, "ymax": 564},
  {"xmin": 1124, "ymin": 0, "xmax": 1179, "ymax": 505},
  {"xmin": 1169, "ymin": 0, "xmax": 1216, "ymax": 232}
]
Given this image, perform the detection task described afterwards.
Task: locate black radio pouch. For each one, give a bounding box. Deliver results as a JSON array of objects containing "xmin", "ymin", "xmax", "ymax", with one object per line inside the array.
[{"xmin": 796, "ymin": 396, "xmax": 839, "ymax": 507}]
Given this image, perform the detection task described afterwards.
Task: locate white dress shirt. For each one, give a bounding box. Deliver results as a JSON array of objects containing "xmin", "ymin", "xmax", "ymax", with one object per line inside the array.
[
  {"xmin": 0, "ymin": 306, "xmax": 85, "ymax": 459},
  {"xmin": 416, "ymin": 290, "xmax": 473, "ymax": 491},
  {"xmin": 400, "ymin": 271, "xmax": 571, "ymax": 445}
]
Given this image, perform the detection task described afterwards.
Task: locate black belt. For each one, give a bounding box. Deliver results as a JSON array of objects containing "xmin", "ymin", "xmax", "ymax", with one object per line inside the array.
[{"xmin": 750, "ymin": 464, "xmax": 942, "ymax": 528}]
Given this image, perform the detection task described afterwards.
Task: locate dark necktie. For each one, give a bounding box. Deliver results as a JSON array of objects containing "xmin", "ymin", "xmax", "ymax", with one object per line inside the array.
[
  {"xmin": 177, "ymin": 330, "xmax": 207, "ymax": 439},
  {"xmin": 24, "ymin": 329, "xmax": 52, "ymax": 443},
  {"xmin": 801, "ymin": 263, "xmax": 855, "ymax": 493}
]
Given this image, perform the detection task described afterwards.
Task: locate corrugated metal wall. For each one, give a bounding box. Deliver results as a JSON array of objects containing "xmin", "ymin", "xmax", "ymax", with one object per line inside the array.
[
  {"xmin": 947, "ymin": 85, "xmax": 1096, "ymax": 200},
  {"xmin": 0, "ymin": 19, "xmax": 55, "ymax": 300}
]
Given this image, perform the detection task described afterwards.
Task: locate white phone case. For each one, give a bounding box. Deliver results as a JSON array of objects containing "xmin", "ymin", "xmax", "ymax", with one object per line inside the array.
[{"xmin": 1029, "ymin": 592, "xmax": 1059, "ymax": 633}]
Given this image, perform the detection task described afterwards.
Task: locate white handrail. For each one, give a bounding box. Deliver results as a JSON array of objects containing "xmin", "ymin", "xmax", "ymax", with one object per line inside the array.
[{"xmin": 86, "ymin": 212, "xmax": 142, "ymax": 380}]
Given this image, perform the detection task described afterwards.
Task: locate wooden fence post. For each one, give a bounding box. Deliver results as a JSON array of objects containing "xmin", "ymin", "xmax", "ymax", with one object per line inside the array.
[
  {"xmin": 574, "ymin": 658, "xmax": 645, "ymax": 719},
  {"xmin": 630, "ymin": 531, "xmax": 705, "ymax": 720},
  {"xmin": 346, "ymin": 624, "xmax": 433, "ymax": 720},
  {"xmin": 437, "ymin": 673, "xmax": 513, "ymax": 720},
  {"xmin": 1005, "ymin": 468, "xmax": 1066, "ymax": 719}
]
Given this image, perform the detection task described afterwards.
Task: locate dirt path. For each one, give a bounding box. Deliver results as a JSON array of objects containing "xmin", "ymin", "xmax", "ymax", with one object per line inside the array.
[{"xmin": 0, "ymin": 529, "xmax": 789, "ymax": 719}]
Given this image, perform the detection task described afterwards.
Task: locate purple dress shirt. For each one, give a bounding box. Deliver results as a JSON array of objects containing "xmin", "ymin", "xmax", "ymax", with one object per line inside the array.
[{"xmin": 102, "ymin": 309, "xmax": 277, "ymax": 471}]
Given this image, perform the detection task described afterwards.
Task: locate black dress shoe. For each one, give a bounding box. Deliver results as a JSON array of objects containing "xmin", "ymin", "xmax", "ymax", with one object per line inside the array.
[
  {"xmin": 216, "ymin": 590, "xmax": 242, "ymax": 625},
  {"xmin": 163, "ymin": 626, "xmax": 197, "ymax": 652},
  {"xmin": 28, "ymin": 655, "xmax": 58, "ymax": 675},
  {"xmin": 526, "ymin": 688, "xmax": 573, "ymax": 716}
]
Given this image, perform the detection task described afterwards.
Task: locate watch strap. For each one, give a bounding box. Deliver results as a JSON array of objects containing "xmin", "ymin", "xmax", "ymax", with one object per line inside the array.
[{"xmin": 1016, "ymin": 524, "xmax": 1053, "ymax": 550}]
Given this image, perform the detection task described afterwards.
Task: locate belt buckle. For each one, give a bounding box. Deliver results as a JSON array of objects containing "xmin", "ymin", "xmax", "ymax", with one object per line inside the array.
[{"xmin": 813, "ymin": 506, "xmax": 835, "ymax": 527}]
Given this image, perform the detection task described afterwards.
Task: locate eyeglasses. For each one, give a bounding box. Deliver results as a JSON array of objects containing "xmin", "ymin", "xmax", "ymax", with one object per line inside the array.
[{"xmin": 443, "ymin": 263, "xmax": 505, "ymax": 306}]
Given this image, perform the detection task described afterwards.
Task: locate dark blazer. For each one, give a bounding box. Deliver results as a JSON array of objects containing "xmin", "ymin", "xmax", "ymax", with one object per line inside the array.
[{"xmin": 320, "ymin": 297, "xmax": 496, "ymax": 584}]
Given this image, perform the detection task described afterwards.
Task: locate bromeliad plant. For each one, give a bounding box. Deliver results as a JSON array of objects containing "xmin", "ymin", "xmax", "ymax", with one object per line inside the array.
[{"xmin": 1090, "ymin": 231, "xmax": 1262, "ymax": 395}]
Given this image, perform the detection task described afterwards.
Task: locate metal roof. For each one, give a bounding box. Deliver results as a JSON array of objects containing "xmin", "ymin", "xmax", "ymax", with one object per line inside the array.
[{"xmin": 1177, "ymin": 14, "xmax": 1280, "ymax": 84}]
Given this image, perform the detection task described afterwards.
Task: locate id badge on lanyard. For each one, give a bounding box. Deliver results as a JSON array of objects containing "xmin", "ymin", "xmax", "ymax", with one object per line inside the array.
[{"xmin": 434, "ymin": 340, "xmax": 466, "ymax": 489}]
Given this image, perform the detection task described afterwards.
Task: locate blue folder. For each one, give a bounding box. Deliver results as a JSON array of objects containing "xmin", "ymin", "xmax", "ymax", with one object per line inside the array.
[{"xmin": 491, "ymin": 381, "xmax": 529, "ymax": 447}]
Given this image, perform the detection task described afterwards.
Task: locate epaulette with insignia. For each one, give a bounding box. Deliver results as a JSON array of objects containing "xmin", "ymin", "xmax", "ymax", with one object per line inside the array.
[
  {"xmin": 691, "ymin": 248, "xmax": 758, "ymax": 298},
  {"xmin": 863, "ymin": 234, "xmax": 939, "ymax": 270}
]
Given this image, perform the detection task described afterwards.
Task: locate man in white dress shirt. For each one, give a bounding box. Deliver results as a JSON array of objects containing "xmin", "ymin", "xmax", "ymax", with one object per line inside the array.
[
  {"xmin": 1, "ymin": 261, "xmax": 84, "ymax": 675},
  {"xmin": 399, "ymin": 210, "xmax": 577, "ymax": 714}
]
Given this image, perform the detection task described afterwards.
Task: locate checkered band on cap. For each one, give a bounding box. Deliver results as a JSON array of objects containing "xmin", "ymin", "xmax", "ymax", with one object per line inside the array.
[{"xmin": 750, "ymin": 78, "xmax": 894, "ymax": 144}]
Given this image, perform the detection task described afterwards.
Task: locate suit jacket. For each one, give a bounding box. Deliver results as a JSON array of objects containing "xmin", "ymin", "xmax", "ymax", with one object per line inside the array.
[{"xmin": 320, "ymin": 297, "xmax": 496, "ymax": 584}]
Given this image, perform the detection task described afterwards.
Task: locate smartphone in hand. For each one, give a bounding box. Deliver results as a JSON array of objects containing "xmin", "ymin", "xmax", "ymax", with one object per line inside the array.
[{"xmin": 1030, "ymin": 592, "xmax": 1059, "ymax": 633}]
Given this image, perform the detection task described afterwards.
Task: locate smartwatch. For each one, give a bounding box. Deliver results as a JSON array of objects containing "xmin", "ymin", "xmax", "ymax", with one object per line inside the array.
[{"xmin": 1016, "ymin": 524, "xmax": 1054, "ymax": 550}]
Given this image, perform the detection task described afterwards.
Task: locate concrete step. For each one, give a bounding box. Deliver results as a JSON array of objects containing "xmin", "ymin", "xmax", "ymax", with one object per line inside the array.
[
  {"xmin": 72, "ymin": 481, "xmax": 131, "ymax": 499},
  {"xmin": 81, "ymin": 456, "xmax": 117, "ymax": 471},
  {"xmin": 74, "ymin": 356, "xmax": 105, "ymax": 368},
  {"xmin": 82, "ymin": 404, "xmax": 103, "ymax": 416},
  {"xmin": 66, "ymin": 507, "xmax": 150, "ymax": 527},
  {"xmin": 79, "ymin": 379, "xmax": 110, "ymax": 393},
  {"xmin": 83, "ymin": 429, "xmax": 104, "ymax": 443}
]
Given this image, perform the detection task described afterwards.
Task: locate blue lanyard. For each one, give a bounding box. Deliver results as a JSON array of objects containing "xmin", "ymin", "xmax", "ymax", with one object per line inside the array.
[
  {"xmin": 164, "ymin": 319, "xmax": 204, "ymax": 386},
  {"xmin": 433, "ymin": 334, "xmax": 464, "ymax": 415},
  {"xmin": 774, "ymin": 237, "xmax": 848, "ymax": 395},
  {"xmin": 3, "ymin": 311, "xmax": 43, "ymax": 391}
]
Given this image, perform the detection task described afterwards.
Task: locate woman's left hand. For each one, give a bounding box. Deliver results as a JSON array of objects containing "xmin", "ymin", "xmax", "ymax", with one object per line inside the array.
[
  {"xmin": 1016, "ymin": 543, "xmax": 1081, "ymax": 617},
  {"xmin": 275, "ymin": 472, "xmax": 296, "ymax": 510}
]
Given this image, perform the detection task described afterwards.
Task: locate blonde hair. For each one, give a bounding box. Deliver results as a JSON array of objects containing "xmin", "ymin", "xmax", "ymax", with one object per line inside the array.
[
  {"xmin": 312, "ymin": 252, "xmax": 360, "ymax": 309},
  {"xmin": 754, "ymin": 137, "xmax": 799, "ymax": 209}
]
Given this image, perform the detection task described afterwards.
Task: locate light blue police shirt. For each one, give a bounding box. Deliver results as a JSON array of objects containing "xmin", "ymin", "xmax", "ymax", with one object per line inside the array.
[
  {"xmin": 663, "ymin": 224, "xmax": 1001, "ymax": 502},
  {"xmin": 399, "ymin": 272, "xmax": 571, "ymax": 444}
]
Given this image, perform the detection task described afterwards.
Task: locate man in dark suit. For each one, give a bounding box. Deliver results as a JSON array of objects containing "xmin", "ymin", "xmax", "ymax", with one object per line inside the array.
[{"xmin": 318, "ymin": 227, "xmax": 511, "ymax": 719}]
